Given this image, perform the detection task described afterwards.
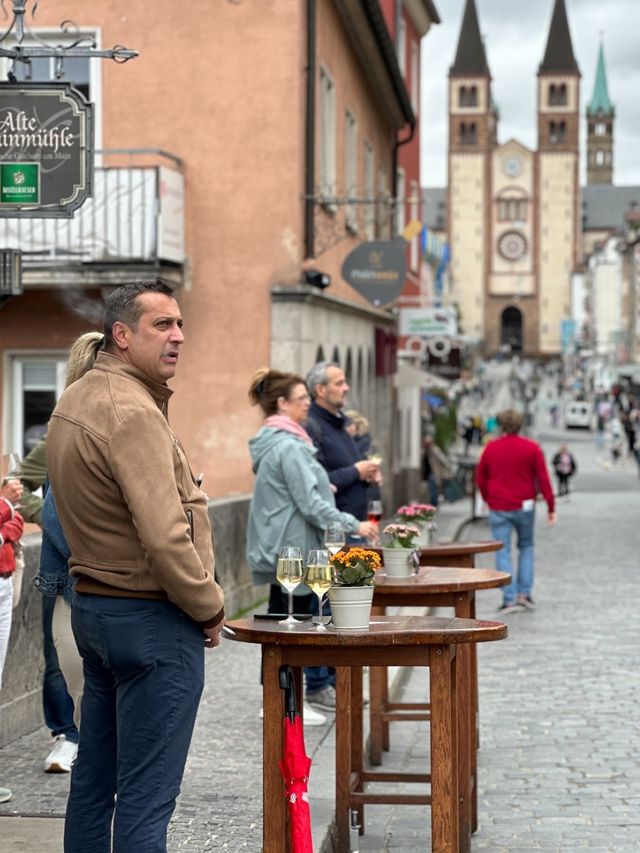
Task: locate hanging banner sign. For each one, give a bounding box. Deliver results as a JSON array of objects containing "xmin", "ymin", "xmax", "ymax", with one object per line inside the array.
[
  {"xmin": 0, "ymin": 82, "xmax": 94, "ymax": 218},
  {"xmin": 341, "ymin": 238, "xmax": 406, "ymax": 306}
]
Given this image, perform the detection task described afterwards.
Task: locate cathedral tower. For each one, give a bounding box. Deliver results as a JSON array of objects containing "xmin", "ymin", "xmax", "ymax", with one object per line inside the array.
[
  {"xmin": 447, "ymin": 0, "xmax": 495, "ymax": 344},
  {"xmin": 536, "ymin": 0, "xmax": 581, "ymax": 353},
  {"xmin": 586, "ymin": 42, "xmax": 615, "ymax": 185}
]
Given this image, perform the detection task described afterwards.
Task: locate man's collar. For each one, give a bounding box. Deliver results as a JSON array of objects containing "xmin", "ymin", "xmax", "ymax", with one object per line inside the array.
[
  {"xmin": 94, "ymin": 351, "xmax": 173, "ymax": 406},
  {"xmin": 310, "ymin": 400, "xmax": 345, "ymax": 425}
]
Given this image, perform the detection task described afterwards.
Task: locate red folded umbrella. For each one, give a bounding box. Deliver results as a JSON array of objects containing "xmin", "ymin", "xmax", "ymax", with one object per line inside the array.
[{"xmin": 279, "ymin": 667, "xmax": 314, "ymax": 853}]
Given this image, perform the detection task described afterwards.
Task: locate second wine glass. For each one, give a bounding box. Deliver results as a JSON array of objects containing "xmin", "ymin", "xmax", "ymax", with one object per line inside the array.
[
  {"xmin": 276, "ymin": 547, "xmax": 304, "ymax": 625},
  {"xmin": 305, "ymin": 548, "xmax": 334, "ymax": 631},
  {"xmin": 324, "ymin": 523, "xmax": 345, "ymax": 557}
]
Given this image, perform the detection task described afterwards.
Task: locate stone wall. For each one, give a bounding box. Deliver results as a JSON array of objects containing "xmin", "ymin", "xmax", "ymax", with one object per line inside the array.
[{"xmin": 0, "ymin": 495, "xmax": 263, "ymax": 748}]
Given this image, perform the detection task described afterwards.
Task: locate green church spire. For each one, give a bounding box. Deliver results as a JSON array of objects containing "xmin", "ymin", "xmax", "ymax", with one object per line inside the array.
[{"xmin": 587, "ymin": 42, "xmax": 614, "ymax": 116}]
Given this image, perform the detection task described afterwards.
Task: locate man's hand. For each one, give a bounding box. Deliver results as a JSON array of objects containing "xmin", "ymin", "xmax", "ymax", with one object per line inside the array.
[
  {"xmin": 547, "ymin": 511, "xmax": 557, "ymax": 527},
  {"xmin": 354, "ymin": 460, "xmax": 380, "ymax": 482},
  {"xmin": 357, "ymin": 521, "xmax": 379, "ymax": 542},
  {"xmin": 0, "ymin": 480, "xmax": 23, "ymax": 504},
  {"xmin": 204, "ymin": 623, "xmax": 224, "ymax": 648}
]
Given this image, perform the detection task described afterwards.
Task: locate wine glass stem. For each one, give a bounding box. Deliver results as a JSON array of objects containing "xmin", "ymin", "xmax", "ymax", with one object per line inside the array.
[
  {"xmin": 288, "ymin": 589, "xmax": 294, "ymax": 618},
  {"xmin": 317, "ymin": 593, "xmax": 324, "ymax": 625}
]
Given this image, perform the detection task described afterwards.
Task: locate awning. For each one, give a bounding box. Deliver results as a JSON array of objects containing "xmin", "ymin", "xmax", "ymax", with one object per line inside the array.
[{"xmin": 393, "ymin": 361, "xmax": 451, "ymax": 390}]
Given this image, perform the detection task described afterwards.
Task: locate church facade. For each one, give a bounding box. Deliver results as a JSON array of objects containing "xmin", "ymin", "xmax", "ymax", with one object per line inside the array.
[{"xmin": 445, "ymin": 0, "xmax": 581, "ymax": 356}]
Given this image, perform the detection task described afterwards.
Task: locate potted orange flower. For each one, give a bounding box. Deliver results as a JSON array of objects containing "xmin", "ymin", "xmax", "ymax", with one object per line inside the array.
[{"xmin": 328, "ymin": 548, "xmax": 381, "ymax": 629}]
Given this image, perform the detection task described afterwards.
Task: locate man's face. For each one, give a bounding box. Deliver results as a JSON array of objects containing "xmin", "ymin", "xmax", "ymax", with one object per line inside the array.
[
  {"xmin": 115, "ymin": 292, "xmax": 184, "ymax": 384},
  {"xmin": 316, "ymin": 366, "xmax": 349, "ymax": 412}
]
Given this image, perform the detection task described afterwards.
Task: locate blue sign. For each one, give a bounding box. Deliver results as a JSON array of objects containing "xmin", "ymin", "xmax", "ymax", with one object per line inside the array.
[{"xmin": 561, "ymin": 319, "xmax": 577, "ymax": 353}]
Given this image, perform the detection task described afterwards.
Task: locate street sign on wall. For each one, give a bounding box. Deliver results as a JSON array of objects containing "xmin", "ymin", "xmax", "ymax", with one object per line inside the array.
[
  {"xmin": 0, "ymin": 83, "xmax": 94, "ymax": 218},
  {"xmin": 399, "ymin": 307, "xmax": 458, "ymax": 337},
  {"xmin": 341, "ymin": 238, "xmax": 406, "ymax": 306}
]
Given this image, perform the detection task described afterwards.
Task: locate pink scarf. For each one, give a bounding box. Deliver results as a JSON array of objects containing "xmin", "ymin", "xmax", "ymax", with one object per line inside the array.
[{"xmin": 264, "ymin": 415, "xmax": 313, "ymax": 447}]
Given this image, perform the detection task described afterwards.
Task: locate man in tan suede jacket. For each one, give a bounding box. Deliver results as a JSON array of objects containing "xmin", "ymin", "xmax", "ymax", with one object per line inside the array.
[{"xmin": 47, "ymin": 280, "xmax": 224, "ymax": 853}]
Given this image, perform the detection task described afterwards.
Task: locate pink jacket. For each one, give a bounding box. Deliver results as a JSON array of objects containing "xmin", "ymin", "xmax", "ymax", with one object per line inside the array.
[{"xmin": 0, "ymin": 498, "xmax": 24, "ymax": 575}]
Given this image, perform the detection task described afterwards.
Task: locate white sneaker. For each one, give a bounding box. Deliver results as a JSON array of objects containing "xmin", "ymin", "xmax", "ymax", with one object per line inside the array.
[
  {"xmin": 302, "ymin": 702, "xmax": 327, "ymax": 727},
  {"xmin": 0, "ymin": 787, "xmax": 12, "ymax": 803},
  {"xmin": 44, "ymin": 735, "xmax": 78, "ymax": 773},
  {"xmin": 259, "ymin": 703, "xmax": 326, "ymax": 726}
]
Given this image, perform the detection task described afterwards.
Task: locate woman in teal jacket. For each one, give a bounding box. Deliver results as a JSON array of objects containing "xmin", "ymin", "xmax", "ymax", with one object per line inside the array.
[{"xmin": 246, "ymin": 368, "xmax": 376, "ymax": 714}]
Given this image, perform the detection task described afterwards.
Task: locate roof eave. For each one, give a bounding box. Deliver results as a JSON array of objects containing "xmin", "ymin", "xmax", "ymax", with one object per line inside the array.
[{"xmin": 333, "ymin": 0, "xmax": 415, "ymax": 130}]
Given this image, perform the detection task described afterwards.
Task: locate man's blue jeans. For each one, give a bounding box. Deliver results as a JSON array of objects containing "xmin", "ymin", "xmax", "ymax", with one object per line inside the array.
[
  {"xmin": 64, "ymin": 594, "xmax": 205, "ymax": 853},
  {"xmin": 489, "ymin": 508, "xmax": 535, "ymax": 604},
  {"xmin": 42, "ymin": 593, "xmax": 78, "ymax": 743}
]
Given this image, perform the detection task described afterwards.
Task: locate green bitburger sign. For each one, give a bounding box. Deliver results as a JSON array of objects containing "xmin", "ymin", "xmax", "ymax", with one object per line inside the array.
[{"xmin": 0, "ymin": 82, "xmax": 93, "ymax": 217}]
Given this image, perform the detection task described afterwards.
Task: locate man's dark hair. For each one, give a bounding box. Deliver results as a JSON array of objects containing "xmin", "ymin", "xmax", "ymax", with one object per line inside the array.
[{"xmin": 103, "ymin": 280, "xmax": 174, "ymax": 349}]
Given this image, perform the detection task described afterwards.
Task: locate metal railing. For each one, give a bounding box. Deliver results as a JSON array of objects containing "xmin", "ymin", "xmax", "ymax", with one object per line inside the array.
[{"xmin": 0, "ymin": 149, "xmax": 184, "ymax": 267}]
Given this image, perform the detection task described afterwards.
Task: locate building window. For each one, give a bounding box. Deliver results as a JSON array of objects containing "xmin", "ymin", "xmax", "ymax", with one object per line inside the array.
[
  {"xmin": 364, "ymin": 140, "xmax": 375, "ymax": 240},
  {"xmin": 410, "ymin": 41, "xmax": 419, "ymax": 114},
  {"xmin": 549, "ymin": 121, "xmax": 566, "ymax": 143},
  {"xmin": 5, "ymin": 30, "xmax": 102, "ymax": 147},
  {"xmin": 397, "ymin": 16, "xmax": 406, "ymax": 76},
  {"xmin": 595, "ymin": 122, "xmax": 606, "ymax": 136},
  {"xmin": 548, "ymin": 83, "xmax": 567, "ymax": 106},
  {"xmin": 460, "ymin": 122, "xmax": 477, "ymax": 144},
  {"xmin": 319, "ymin": 66, "xmax": 336, "ymax": 200},
  {"xmin": 498, "ymin": 198, "xmax": 527, "ymax": 222},
  {"xmin": 459, "ymin": 85, "xmax": 478, "ymax": 108},
  {"xmin": 395, "ymin": 167, "xmax": 405, "ymax": 237},
  {"xmin": 344, "ymin": 109, "xmax": 358, "ymax": 231},
  {"xmin": 596, "ymin": 150, "xmax": 604, "ymax": 166},
  {"xmin": 8, "ymin": 355, "xmax": 67, "ymax": 456}
]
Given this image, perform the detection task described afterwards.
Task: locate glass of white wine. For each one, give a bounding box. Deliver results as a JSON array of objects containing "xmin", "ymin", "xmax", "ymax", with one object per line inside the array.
[
  {"xmin": 305, "ymin": 548, "xmax": 334, "ymax": 631},
  {"xmin": 276, "ymin": 546, "xmax": 304, "ymax": 625},
  {"xmin": 324, "ymin": 523, "xmax": 345, "ymax": 558}
]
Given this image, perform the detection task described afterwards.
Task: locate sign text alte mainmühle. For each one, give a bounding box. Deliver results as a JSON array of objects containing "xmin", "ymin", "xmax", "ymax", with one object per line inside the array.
[{"xmin": 0, "ymin": 83, "xmax": 94, "ymax": 218}]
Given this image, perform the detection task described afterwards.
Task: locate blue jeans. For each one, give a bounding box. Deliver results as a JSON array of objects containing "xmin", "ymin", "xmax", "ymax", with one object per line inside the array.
[
  {"xmin": 489, "ymin": 509, "xmax": 535, "ymax": 604},
  {"xmin": 42, "ymin": 593, "xmax": 78, "ymax": 743},
  {"xmin": 65, "ymin": 594, "xmax": 205, "ymax": 853}
]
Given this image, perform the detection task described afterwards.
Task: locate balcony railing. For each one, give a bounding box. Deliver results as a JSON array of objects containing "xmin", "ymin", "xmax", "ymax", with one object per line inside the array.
[{"xmin": 0, "ymin": 149, "xmax": 185, "ymax": 277}]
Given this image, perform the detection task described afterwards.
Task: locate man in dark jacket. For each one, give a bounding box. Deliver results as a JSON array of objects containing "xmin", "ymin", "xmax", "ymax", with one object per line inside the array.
[{"xmin": 305, "ymin": 362, "xmax": 380, "ymax": 522}]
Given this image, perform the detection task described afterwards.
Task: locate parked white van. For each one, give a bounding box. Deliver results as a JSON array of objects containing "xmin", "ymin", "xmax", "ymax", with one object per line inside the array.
[{"xmin": 565, "ymin": 400, "xmax": 592, "ymax": 429}]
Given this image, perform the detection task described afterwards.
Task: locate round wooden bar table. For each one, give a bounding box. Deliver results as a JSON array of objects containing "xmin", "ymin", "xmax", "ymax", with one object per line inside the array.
[
  {"xmin": 370, "ymin": 567, "xmax": 510, "ymax": 848},
  {"xmin": 224, "ymin": 614, "xmax": 507, "ymax": 853},
  {"xmin": 372, "ymin": 539, "xmax": 502, "ymax": 569}
]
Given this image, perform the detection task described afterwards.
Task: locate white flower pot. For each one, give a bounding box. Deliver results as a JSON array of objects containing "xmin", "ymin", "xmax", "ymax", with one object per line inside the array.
[
  {"xmin": 381, "ymin": 548, "xmax": 414, "ymax": 578},
  {"xmin": 415, "ymin": 521, "xmax": 436, "ymax": 547},
  {"xmin": 328, "ymin": 585, "xmax": 374, "ymax": 630}
]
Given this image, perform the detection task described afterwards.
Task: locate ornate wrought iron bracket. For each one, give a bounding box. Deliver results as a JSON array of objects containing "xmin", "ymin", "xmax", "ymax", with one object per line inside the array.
[
  {"xmin": 0, "ymin": 0, "xmax": 137, "ymax": 77},
  {"xmin": 302, "ymin": 187, "xmax": 396, "ymax": 257}
]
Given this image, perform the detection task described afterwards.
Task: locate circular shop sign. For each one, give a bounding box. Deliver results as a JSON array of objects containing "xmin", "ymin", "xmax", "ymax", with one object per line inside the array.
[{"xmin": 428, "ymin": 337, "xmax": 452, "ymax": 359}]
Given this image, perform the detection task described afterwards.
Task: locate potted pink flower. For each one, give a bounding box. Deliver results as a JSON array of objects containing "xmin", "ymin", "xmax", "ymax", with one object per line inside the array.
[
  {"xmin": 395, "ymin": 503, "xmax": 437, "ymax": 546},
  {"xmin": 381, "ymin": 523, "xmax": 420, "ymax": 577}
]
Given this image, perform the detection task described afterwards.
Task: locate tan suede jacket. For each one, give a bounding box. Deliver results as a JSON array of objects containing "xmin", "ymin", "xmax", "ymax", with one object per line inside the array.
[{"xmin": 47, "ymin": 352, "xmax": 224, "ymax": 628}]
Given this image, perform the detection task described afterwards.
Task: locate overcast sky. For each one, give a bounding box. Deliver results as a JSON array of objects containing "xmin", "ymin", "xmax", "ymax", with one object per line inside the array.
[{"xmin": 420, "ymin": 0, "xmax": 640, "ymax": 187}]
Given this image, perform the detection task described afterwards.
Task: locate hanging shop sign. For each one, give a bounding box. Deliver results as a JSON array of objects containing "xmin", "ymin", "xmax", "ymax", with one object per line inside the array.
[
  {"xmin": 341, "ymin": 238, "xmax": 406, "ymax": 306},
  {"xmin": 399, "ymin": 307, "xmax": 458, "ymax": 337},
  {"xmin": 0, "ymin": 83, "xmax": 94, "ymax": 218}
]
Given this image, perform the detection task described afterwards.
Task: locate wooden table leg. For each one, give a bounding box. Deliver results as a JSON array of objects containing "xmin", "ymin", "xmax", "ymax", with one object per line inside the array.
[
  {"xmin": 454, "ymin": 593, "xmax": 474, "ymax": 852},
  {"xmin": 368, "ymin": 604, "xmax": 386, "ymax": 766},
  {"xmin": 335, "ymin": 666, "xmax": 353, "ymax": 853},
  {"xmin": 429, "ymin": 645, "xmax": 459, "ymax": 853},
  {"xmin": 368, "ymin": 665, "xmax": 384, "ymax": 766},
  {"xmin": 350, "ymin": 666, "xmax": 365, "ymax": 832},
  {"xmin": 262, "ymin": 646, "xmax": 287, "ymax": 853}
]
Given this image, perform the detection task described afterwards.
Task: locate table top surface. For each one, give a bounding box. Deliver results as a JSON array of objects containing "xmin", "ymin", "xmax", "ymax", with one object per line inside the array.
[
  {"xmin": 224, "ymin": 615, "xmax": 508, "ymax": 647},
  {"xmin": 372, "ymin": 540, "xmax": 501, "ymax": 558},
  {"xmin": 373, "ymin": 566, "xmax": 510, "ymax": 594}
]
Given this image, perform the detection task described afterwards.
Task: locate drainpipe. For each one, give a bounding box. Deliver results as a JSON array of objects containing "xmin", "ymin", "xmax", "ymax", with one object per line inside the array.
[
  {"xmin": 392, "ymin": 125, "xmax": 415, "ymax": 234},
  {"xmin": 304, "ymin": 0, "xmax": 316, "ymax": 259}
]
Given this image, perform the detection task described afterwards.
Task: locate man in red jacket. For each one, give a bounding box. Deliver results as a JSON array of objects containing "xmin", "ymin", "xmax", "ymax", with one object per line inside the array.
[{"xmin": 476, "ymin": 409, "xmax": 556, "ymax": 613}]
